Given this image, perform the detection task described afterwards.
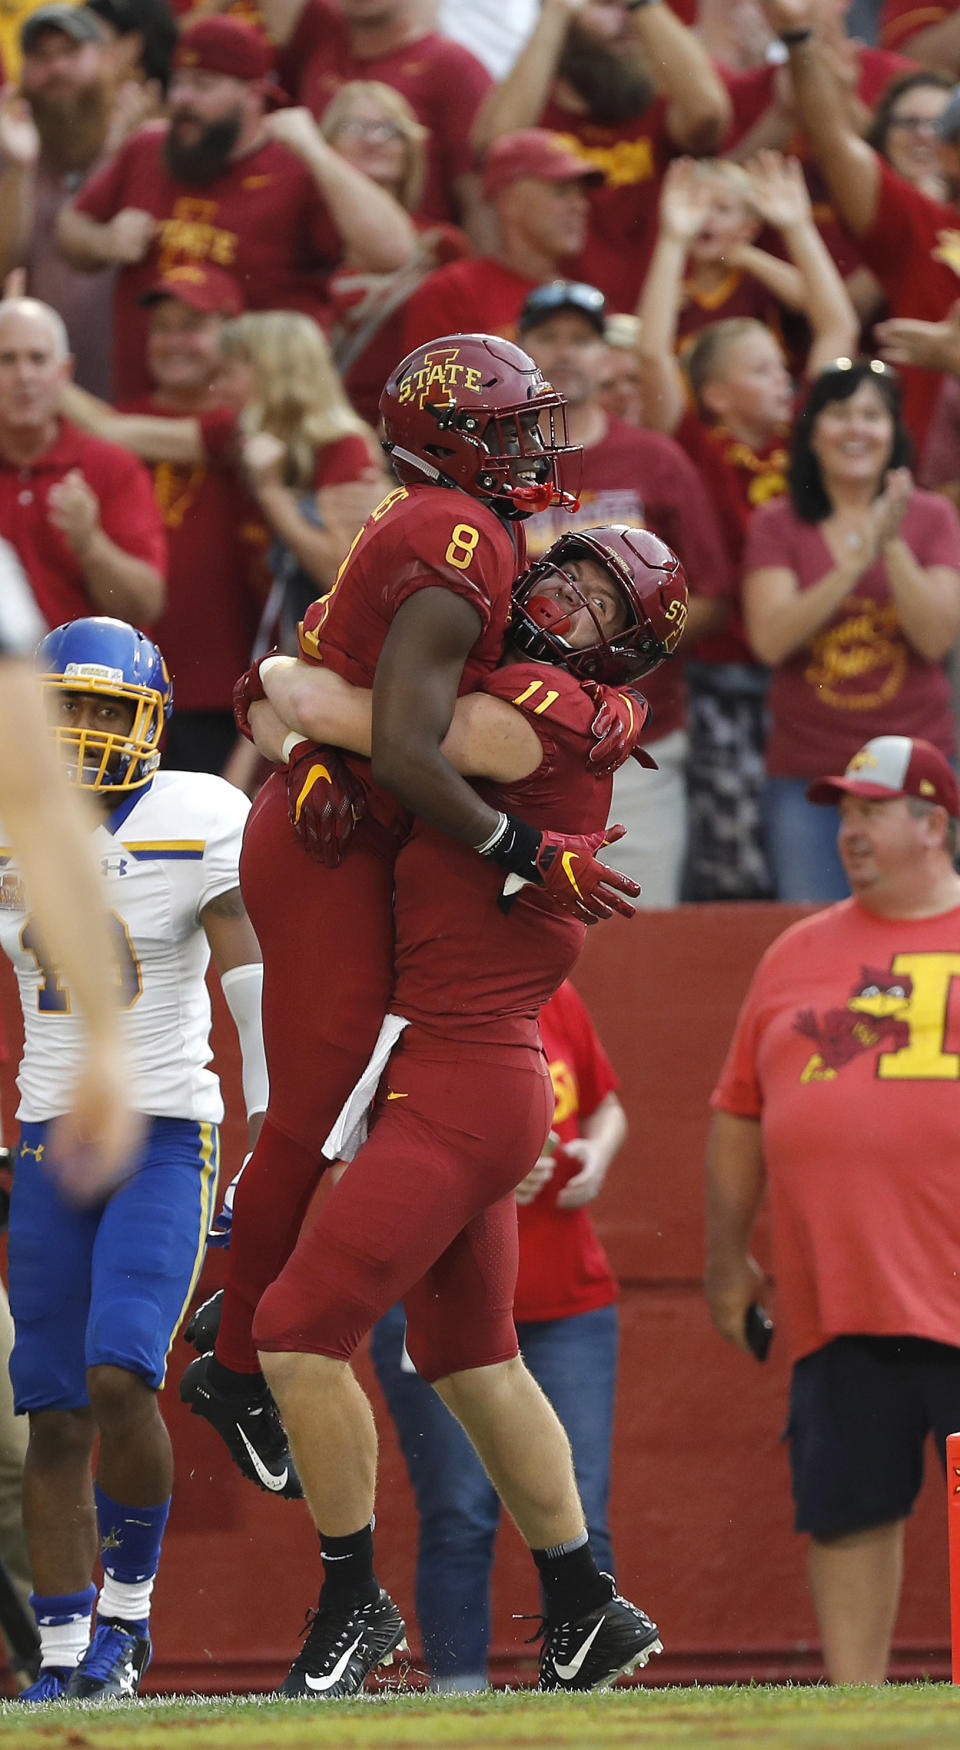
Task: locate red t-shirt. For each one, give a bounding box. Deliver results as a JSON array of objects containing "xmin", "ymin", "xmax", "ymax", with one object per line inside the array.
[
  {"xmin": 279, "ymin": 4, "xmax": 491, "ymax": 224},
  {"xmin": 880, "ymin": 0, "xmax": 952, "ymax": 50},
  {"xmin": 676, "ymin": 409, "xmax": 789, "ymax": 665},
  {"xmin": 0, "ymin": 419, "xmax": 166, "ymax": 630},
  {"xmin": 400, "ymin": 256, "xmax": 538, "ymax": 358},
  {"xmin": 392, "ymin": 662, "xmax": 609, "ymax": 1044},
  {"xmin": 73, "ymin": 125, "xmax": 342, "ymax": 400},
  {"xmin": 712, "ymin": 899, "xmax": 960, "ymax": 1361},
  {"xmin": 850, "ymin": 155, "xmax": 960, "ymax": 449},
  {"xmin": 522, "ymin": 416, "xmax": 732, "ymax": 743},
  {"xmin": 539, "ymin": 96, "xmax": 673, "ymax": 312},
  {"xmin": 298, "ymin": 481, "xmax": 523, "ymax": 835},
  {"xmin": 742, "ymin": 490, "xmax": 960, "ymax": 777},
  {"xmin": 677, "ymin": 271, "xmax": 784, "ymax": 351},
  {"xmin": 514, "ymin": 980, "xmax": 619, "ymax": 1324}
]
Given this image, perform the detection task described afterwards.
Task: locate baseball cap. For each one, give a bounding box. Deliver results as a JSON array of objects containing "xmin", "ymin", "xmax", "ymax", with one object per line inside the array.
[
  {"xmin": 139, "ymin": 262, "xmax": 243, "ymax": 317},
  {"xmin": 807, "ymin": 736, "xmax": 960, "ymax": 817},
  {"xmin": 518, "ymin": 280, "xmax": 607, "ymax": 336},
  {"xmin": 21, "ymin": 4, "xmax": 103, "ymax": 51},
  {"xmin": 173, "ymin": 16, "xmax": 272, "ymax": 83},
  {"xmin": 481, "ymin": 129, "xmax": 604, "ymax": 201}
]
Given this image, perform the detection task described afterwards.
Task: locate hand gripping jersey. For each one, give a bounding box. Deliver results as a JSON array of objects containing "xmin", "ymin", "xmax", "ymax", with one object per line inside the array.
[
  {"xmin": 391, "ymin": 660, "xmax": 614, "ymax": 1043},
  {"xmin": 0, "ymin": 770, "xmax": 249, "ymax": 1123},
  {"xmin": 297, "ymin": 482, "xmax": 524, "ymax": 833}
]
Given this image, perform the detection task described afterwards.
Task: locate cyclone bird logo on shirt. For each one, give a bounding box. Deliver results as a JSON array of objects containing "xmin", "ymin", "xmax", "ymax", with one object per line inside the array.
[
  {"xmin": 396, "ymin": 348, "xmax": 486, "ymax": 410},
  {"xmin": 796, "ymin": 967, "xmax": 913, "ymax": 1081}
]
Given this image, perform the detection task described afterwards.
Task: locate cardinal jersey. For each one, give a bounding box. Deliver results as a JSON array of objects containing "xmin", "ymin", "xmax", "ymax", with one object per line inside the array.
[
  {"xmin": 0, "ymin": 770, "xmax": 249, "ymax": 1124},
  {"xmin": 392, "ymin": 661, "xmax": 612, "ymax": 1044},
  {"xmin": 298, "ymin": 482, "xmax": 524, "ymax": 832}
]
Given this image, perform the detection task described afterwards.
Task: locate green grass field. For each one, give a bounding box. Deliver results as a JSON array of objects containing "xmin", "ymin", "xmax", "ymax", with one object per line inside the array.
[{"xmin": 0, "ymin": 1686, "xmax": 958, "ymax": 1749}]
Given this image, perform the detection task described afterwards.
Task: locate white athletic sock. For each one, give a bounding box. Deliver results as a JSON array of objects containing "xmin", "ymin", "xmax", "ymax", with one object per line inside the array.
[{"xmin": 97, "ymin": 1573, "xmax": 155, "ymax": 1627}]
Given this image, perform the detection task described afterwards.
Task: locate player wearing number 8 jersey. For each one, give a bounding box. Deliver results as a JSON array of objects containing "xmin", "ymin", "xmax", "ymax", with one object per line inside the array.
[
  {"xmin": 0, "ymin": 618, "xmax": 267, "ymax": 1705},
  {"xmin": 189, "ymin": 336, "xmax": 639, "ymax": 1456}
]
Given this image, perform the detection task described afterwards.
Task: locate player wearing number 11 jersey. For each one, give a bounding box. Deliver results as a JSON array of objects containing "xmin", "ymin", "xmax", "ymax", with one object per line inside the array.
[{"xmin": 0, "ymin": 617, "xmax": 267, "ymax": 1705}]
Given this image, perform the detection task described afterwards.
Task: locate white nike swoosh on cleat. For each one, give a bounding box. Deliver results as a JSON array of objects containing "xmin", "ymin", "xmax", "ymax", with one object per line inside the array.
[
  {"xmin": 304, "ymin": 1631, "xmax": 364, "ymax": 1693},
  {"xmin": 235, "ymin": 1422, "xmax": 288, "ymax": 1492},
  {"xmin": 552, "ymin": 1615, "xmax": 607, "ymax": 1682}
]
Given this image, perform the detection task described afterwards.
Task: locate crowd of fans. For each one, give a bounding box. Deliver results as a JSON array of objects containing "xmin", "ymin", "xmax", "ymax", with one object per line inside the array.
[{"xmin": 4, "ymin": 0, "xmax": 960, "ymax": 905}]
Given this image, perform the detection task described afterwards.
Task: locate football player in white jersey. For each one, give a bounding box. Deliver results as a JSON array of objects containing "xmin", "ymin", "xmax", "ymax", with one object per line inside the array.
[{"xmin": 0, "ymin": 617, "xmax": 268, "ymax": 1704}]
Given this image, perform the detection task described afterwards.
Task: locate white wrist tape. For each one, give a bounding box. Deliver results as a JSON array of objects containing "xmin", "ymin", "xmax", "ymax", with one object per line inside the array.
[
  {"xmin": 258, "ymin": 653, "xmax": 288, "ymax": 686},
  {"xmin": 220, "ymin": 963, "xmax": 268, "ymax": 1119},
  {"xmin": 281, "ymin": 730, "xmax": 310, "ymax": 763}
]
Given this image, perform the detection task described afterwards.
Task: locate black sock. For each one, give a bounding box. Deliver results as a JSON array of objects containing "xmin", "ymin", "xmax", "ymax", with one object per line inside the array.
[
  {"xmin": 318, "ymin": 1523, "xmax": 379, "ymax": 1609},
  {"xmin": 533, "ymin": 1533, "xmax": 612, "ymax": 1623},
  {"xmin": 207, "ymin": 1356, "xmax": 267, "ymax": 1399}
]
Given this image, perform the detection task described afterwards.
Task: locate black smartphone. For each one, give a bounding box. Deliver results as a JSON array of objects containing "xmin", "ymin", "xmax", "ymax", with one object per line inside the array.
[{"xmin": 744, "ymin": 1303, "xmax": 774, "ymax": 1361}]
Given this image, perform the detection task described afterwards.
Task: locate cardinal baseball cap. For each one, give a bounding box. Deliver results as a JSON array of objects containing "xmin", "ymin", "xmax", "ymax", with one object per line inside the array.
[
  {"xmin": 173, "ymin": 16, "xmax": 272, "ymax": 83},
  {"xmin": 139, "ymin": 262, "xmax": 243, "ymax": 317},
  {"xmin": 807, "ymin": 736, "xmax": 960, "ymax": 817},
  {"xmin": 22, "ymin": 5, "xmax": 103, "ymax": 50},
  {"xmin": 519, "ymin": 280, "xmax": 607, "ymax": 336},
  {"xmin": 481, "ymin": 129, "xmax": 604, "ymax": 201}
]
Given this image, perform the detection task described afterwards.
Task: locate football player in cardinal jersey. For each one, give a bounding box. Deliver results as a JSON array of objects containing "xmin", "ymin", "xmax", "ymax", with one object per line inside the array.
[
  {"xmin": 233, "ymin": 525, "xmax": 687, "ymax": 1697},
  {"xmin": 0, "ymin": 618, "xmax": 267, "ymax": 1704},
  {"xmin": 180, "ymin": 337, "xmax": 642, "ymax": 1502}
]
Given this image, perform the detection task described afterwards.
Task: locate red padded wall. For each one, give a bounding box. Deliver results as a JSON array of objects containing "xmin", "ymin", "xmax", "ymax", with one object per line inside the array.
[{"xmin": 0, "ymin": 905, "xmax": 950, "ymax": 1691}]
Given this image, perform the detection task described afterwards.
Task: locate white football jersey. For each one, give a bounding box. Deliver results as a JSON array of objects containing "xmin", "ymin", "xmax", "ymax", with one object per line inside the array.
[{"xmin": 0, "ymin": 770, "xmax": 250, "ymax": 1123}]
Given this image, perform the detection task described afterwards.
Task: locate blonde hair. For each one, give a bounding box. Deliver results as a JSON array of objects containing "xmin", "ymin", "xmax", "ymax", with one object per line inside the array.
[
  {"xmin": 685, "ymin": 317, "xmax": 776, "ymax": 421},
  {"xmin": 695, "ymin": 158, "xmax": 754, "ymax": 209},
  {"xmin": 320, "ymin": 80, "xmax": 427, "ymax": 215},
  {"xmin": 219, "ymin": 310, "xmax": 379, "ymax": 491}
]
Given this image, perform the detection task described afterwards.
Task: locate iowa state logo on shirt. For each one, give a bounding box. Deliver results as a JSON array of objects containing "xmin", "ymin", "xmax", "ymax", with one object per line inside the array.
[{"xmin": 796, "ymin": 954, "xmax": 960, "ymax": 1082}]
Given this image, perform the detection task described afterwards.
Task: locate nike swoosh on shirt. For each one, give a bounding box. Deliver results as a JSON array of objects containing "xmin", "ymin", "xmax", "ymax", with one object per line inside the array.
[
  {"xmin": 236, "ymin": 1423, "xmax": 288, "ymax": 1493},
  {"xmin": 553, "ymin": 1615, "xmax": 606, "ymax": 1682},
  {"xmin": 386, "ymin": 1091, "xmax": 408, "ymax": 1101},
  {"xmin": 304, "ymin": 1631, "xmax": 364, "ymax": 1692}
]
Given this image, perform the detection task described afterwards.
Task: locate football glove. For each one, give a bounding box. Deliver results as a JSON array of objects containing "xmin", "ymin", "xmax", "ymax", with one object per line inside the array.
[
  {"xmin": 584, "ymin": 682, "xmax": 652, "ymax": 776},
  {"xmin": 285, "ymin": 741, "xmax": 366, "ymax": 868},
  {"xmin": 233, "ymin": 653, "xmax": 274, "ymax": 744},
  {"xmin": 480, "ymin": 814, "xmax": 640, "ymax": 924}
]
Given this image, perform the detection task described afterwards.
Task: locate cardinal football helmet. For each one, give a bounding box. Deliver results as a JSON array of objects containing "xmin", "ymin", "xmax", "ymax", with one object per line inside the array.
[
  {"xmin": 510, "ymin": 525, "xmax": 689, "ymax": 684},
  {"xmin": 37, "ymin": 617, "xmax": 173, "ymax": 792},
  {"xmin": 380, "ymin": 332, "xmax": 578, "ymax": 516}
]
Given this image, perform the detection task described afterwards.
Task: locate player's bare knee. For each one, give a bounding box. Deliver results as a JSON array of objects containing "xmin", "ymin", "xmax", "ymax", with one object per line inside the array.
[
  {"xmin": 86, "ymin": 1363, "xmax": 156, "ymax": 1429},
  {"xmin": 27, "ymin": 1406, "xmax": 96, "ymax": 1467},
  {"xmin": 434, "ymin": 1354, "xmax": 525, "ymax": 1416},
  {"xmin": 258, "ymin": 1348, "xmax": 346, "ymax": 1403}
]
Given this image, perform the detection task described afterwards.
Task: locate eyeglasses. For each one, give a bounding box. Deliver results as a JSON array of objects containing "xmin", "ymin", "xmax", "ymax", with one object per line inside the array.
[
  {"xmin": 334, "ymin": 119, "xmax": 404, "ymax": 143},
  {"xmin": 888, "ymin": 113, "xmax": 940, "ymax": 133}
]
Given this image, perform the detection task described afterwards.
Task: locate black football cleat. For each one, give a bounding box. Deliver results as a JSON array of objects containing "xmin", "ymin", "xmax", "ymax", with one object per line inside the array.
[
  {"xmin": 64, "ymin": 1623, "xmax": 151, "ymax": 1700},
  {"xmin": 537, "ymin": 1576, "xmax": 662, "ymax": 1691},
  {"xmin": 179, "ymin": 1351, "xmax": 302, "ymax": 1499},
  {"xmin": 183, "ymin": 1288, "xmax": 224, "ymax": 1353},
  {"xmin": 278, "ymin": 1589, "xmax": 406, "ymax": 1698}
]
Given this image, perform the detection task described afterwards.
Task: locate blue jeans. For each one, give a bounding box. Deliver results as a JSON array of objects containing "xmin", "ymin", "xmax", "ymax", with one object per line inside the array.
[
  {"xmin": 369, "ymin": 1298, "xmax": 618, "ymax": 1683},
  {"xmin": 762, "ymin": 776, "xmax": 849, "ymax": 902}
]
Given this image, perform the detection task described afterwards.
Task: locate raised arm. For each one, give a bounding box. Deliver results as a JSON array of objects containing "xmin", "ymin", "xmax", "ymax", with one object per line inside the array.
[
  {"xmin": 890, "ymin": 11, "xmax": 960, "ymax": 75},
  {"xmin": 56, "ymin": 202, "xmax": 156, "ymax": 273},
  {"xmin": 704, "ymin": 1108, "xmax": 768, "ymax": 1351},
  {"xmin": 742, "ymin": 151, "xmax": 858, "ymax": 373},
  {"xmin": 636, "ymin": 159, "xmax": 712, "ymax": 435},
  {"xmin": 263, "ymin": 109, "xmax": 416, "ymax": 273},
  {"xmin": 0, "ymin": 96, "xmax": 39, "ymax": 280},
  {"xmin": 471, "ymin": 0, "xmax": 577, "ymax": 155},
  {"xmin": 633, "ymin": 0, "xmax": 731, "ymax": 153},
  {"xmin": 758, "ymin": 0, "xmax": 880, "ymax": 236}
]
